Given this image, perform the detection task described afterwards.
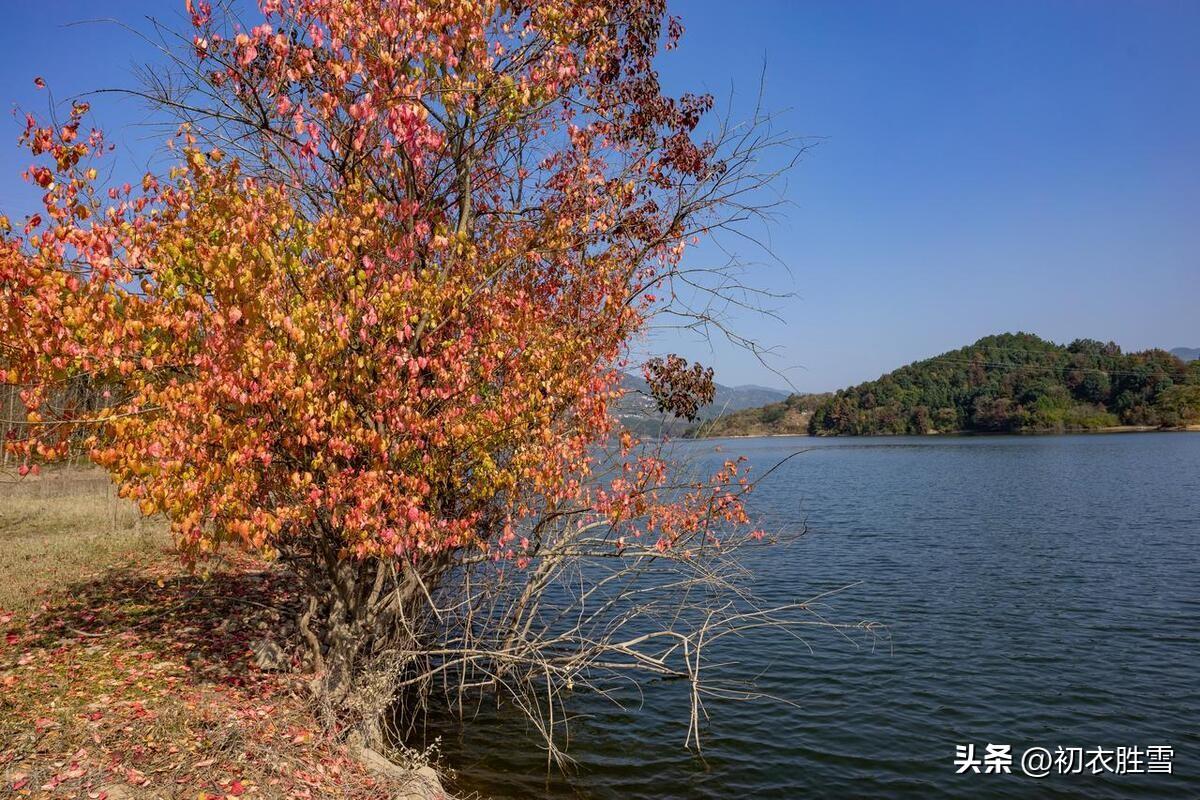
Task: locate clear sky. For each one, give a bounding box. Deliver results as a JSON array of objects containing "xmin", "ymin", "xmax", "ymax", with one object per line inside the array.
[{"xmin": 1, "ymin": 2, "xmax": 1197, "ymax": 392}]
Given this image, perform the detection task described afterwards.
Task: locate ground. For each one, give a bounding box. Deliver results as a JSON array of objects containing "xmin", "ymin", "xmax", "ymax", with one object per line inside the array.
[{"xmin": 0, "ymin": 469, "xmax": 440, "ymax": 799}]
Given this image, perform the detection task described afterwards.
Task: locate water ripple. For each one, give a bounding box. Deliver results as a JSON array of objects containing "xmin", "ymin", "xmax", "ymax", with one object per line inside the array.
[{"xmin": 435, "ymin": 434, "xmax": 1200, "ymax": 799}]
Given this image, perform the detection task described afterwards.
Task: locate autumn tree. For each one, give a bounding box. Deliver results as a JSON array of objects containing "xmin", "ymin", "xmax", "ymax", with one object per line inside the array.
[{"xmin": 1, "ymin": 0, "xmax": 803, "ymax": 753}]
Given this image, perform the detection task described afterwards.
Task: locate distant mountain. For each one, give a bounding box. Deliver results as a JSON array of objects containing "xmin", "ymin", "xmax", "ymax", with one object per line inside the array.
[
  {"xmin": 808, "ymin": 333, "xmax": 1200, "ymax": 436},
  {"xmin": 615, "ymin": 374, "xmax": 790, "ymax": 436},
  {"xmin": 1171, "ymin": 347, "xmax": 1199, "ymax": 362},
  {"xmin": 710, "ymin": 383, "xmax": 794, "ymax": 413}
]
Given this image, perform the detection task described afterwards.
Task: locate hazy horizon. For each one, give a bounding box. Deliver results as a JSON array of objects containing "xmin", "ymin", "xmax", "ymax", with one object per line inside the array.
[{"xmin": 709, "ymin": 334, "xmax": 1200, "ymax": 395}]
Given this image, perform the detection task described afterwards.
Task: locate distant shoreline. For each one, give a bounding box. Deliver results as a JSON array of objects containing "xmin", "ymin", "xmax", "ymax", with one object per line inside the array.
[{"xmin": 689, "ymin": 424, "xmax": 1200, "ymax": 440}]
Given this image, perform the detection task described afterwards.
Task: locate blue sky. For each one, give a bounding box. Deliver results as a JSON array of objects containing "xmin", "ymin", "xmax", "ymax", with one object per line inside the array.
[{"xmin": 2, "ymin": 2, "xmax": 1197, "ymax": 391}]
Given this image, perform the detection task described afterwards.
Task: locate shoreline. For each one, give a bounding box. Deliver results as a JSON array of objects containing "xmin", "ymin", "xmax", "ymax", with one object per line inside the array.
[{"xmin": 687, "ymin": 424, "xmax": 1200, "ymax": 440}]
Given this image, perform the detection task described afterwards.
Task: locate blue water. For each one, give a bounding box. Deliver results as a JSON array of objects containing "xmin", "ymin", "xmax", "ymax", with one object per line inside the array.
[{"xmin": 437, "ymin": 433, "xmax": 1200, "ymax": 798}]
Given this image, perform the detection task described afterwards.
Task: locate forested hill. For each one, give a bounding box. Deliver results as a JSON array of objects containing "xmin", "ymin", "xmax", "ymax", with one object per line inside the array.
[{"xmin": 807, "ymin": 333, "xmax": 1200, "ymax": 436}]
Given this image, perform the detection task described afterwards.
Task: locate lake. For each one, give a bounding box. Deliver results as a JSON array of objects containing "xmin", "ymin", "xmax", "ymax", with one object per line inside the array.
[{"xmin": 435, "ymin": 433, "xmax": 1200, "ymax": 799}]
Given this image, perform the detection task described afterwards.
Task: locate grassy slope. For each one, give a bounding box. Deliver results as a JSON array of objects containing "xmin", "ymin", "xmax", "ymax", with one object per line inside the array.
[
  {"xmin": 0, "ymin": 470, "xmax": 434, "ymax": 799},
  {"xmin": 685, "ymin": 394, "xmax": 832, "ymax": 438},
  {"xmin": 0, "ymin": 470, "xmax": 164, "ymax": 613}
]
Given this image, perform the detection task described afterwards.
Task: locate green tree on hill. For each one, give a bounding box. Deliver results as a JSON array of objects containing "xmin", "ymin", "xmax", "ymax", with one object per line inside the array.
[{"xmin": 808, "ymin": 333, "xmax": 1200, "ymax": 435}]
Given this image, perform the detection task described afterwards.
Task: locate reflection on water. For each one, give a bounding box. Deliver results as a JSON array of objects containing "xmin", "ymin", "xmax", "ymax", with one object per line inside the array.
[{"xmin": 423, "ymin": 433, "xmax": 1200, "ymax": 799}]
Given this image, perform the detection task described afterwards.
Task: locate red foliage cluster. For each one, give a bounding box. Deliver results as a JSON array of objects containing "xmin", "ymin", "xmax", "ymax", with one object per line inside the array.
[{"xmin": 1, "ymin": 0, "xmax": 763, "ymax": 568}]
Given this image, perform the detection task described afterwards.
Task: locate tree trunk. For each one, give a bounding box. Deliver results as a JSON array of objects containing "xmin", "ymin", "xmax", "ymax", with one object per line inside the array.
[{"xmin": 296, "ymin": 547, "xmax": 436, "ymax": 749}]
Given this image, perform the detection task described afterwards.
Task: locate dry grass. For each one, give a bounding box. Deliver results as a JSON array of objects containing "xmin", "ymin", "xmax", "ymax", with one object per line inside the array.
[
  {"xmin": 0, "ymin": 469, "xmax": 167, "ymax": 613},
  {"xmin": 0, "ymin": 468, "xmax": 443, "ymax": 799}
]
